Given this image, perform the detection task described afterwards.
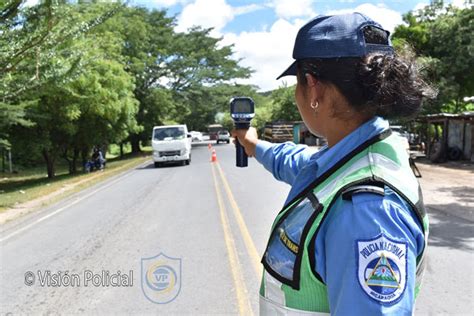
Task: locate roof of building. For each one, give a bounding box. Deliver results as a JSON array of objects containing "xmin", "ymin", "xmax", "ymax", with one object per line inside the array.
[{"xmin": 418, "ymin": 111, "xmax": 474, "ymax": 121}]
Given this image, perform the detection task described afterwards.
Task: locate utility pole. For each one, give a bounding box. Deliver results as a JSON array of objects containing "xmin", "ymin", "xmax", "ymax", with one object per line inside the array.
[
  {"xmin": 8, "ymin": 149, "xmax": 12, "ymax": 173},
  {"xmin": 1, "ymin": 148, "xmax": 5, "ymax": 173}
]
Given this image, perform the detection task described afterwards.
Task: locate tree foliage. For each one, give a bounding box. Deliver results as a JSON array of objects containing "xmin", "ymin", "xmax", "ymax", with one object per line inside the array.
[
  {"xmin": 3, "ymin": 1, "xmax": 137, "ymax": 177},
  {"xmin": 270, "ymin": 85, "xmax": 300, "ymax": 122},
  {"xmin": 1, "ymin": 1, "xmax": 257, "ymax": 176},
  {"xmin": 392, "ymin": 1, "xmax": 474, "ymax": 113},
  {"xmin": 0, "ymin": 0, "xmax": 125, "ymax": 150},
  {"xmin": 98, "ymin": 8, "xmax": 252, "ymax": 152}
]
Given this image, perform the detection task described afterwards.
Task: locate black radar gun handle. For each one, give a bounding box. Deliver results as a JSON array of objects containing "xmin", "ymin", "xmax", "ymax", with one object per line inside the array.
[
  {"xmin": 235, "ymin": 123, "xmax": 250, "ymax": 168},
  {"xmin": 235, "ymin": 138, "xmax": 248, "ymax": 168}
]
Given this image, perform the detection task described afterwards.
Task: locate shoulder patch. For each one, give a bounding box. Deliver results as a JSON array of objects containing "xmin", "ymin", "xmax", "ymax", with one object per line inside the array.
[{"xmin": 356, "ymin": 233, "xmax": 407, "ymax": 305}]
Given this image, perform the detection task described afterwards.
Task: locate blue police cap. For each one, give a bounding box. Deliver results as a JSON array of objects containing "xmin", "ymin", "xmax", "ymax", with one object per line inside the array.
[{"xmin": 277, "ymin": 12, "xmax": 394, "ymax": 79}]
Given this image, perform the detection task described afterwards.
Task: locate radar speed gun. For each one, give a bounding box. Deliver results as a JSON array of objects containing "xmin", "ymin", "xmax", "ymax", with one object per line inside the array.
[{"xmin": 230, "ymin": 97, "xmax": 255, "ymax": 168}]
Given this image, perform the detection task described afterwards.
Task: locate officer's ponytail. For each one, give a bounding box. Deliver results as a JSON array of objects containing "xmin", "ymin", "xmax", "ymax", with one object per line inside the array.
[{"xmin": 357, "ymin": 52, "xmax": 437, "ymax": 119}]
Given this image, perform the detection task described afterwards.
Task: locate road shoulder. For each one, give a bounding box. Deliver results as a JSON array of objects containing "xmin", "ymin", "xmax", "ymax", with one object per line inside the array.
[{"xmin": 0, "ymin": 156, "xmax": 150, "ymax": 225}]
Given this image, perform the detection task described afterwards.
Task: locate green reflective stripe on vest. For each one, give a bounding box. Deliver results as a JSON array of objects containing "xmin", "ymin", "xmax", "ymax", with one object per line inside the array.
[{"xmin": 260, "ymin": 133, "xmax": 428, "ymax": 313}]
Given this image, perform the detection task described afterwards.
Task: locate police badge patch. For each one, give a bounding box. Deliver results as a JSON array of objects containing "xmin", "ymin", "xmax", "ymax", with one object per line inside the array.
[{"xmin": 357, "ymin": 234, "xmax": 407, "ymax": 305}]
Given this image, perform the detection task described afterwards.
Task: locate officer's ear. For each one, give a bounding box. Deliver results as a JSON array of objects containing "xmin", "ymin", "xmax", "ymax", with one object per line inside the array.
[
  {"xmin": 305, "ymin": 73, "xmax": 318, "ymax": 88},
  {"xmin": 306, "ymin": 73, "xmax": 327, "ymax": 96},
  {"xmin": 305, "ymin": 73, "xmax": 325, "ymax": 104}
]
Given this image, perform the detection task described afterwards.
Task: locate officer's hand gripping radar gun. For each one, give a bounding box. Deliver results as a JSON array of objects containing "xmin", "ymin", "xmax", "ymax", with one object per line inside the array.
[{"xmin": 230, "ymin": 97, "xmax": 255, "ymax": 168}]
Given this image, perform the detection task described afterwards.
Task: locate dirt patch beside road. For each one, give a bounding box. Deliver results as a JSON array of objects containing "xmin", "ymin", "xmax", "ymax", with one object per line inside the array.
[
  {"xmin": 413, "ymin": 159, "xmax": 473, "ymax": 315},
  {"xmin": 415, "ymin": 159, "xmax": 473, "ymax": 222}
]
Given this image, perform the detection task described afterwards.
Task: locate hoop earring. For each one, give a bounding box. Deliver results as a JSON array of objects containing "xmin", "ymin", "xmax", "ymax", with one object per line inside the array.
[{"xmin": 310, "ymin": 101, "xmax": 319, "ymax": 112}]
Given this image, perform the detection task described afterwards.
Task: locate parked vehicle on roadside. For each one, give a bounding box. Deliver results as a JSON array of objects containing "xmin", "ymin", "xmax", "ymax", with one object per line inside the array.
[
  {"xmin": 190, "ymin": 131, "xmax": 203, "ymax": 142},
  {"xmin": 217, "ymin": 130, "xmax": 230, "ymax": 144},
  {"xmin": 208, "ymin": 124, "xmax": 223, "ymax": 141},
  {"xmin": 391, "ymin": 125, "xmax": 410, "ymax": 152},
  {"xmin": 152, "ymin": 125, "xmax": 192, "ymax": 167}
]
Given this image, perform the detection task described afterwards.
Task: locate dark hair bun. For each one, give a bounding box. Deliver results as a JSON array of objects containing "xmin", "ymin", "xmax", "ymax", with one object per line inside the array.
[
  {"xmin": 297, "ymin": 51, "xmax": 436, "ymax": 120},
  {"xmin": 358, "ymin": 53, "xmax": 436, "ymax": 119}
]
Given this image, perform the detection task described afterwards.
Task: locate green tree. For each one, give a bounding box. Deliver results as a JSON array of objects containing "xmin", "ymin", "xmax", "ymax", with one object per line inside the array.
[
  {"xmin": 0, "ymin": 0, "xmax": 124, "ymax": 150},
  {"xmin": 270, "ymin": 85, "xmax": 300, "ymax": 122},
  {"xmin": 6, "ymin": 1, "xmax": 138, "ymax": 177},
  {"xmin": 253, "ymin": 103, "xmax": 272, "ymax": 135},
  {"xmin": 11, "ymin": 39, "xmax": 138, "ymax": 177},
  {"xmin": 100, "ymin": 7, "xmax": 178, "ymax": 152},
  {"xmin": 169, "ymin": 28, "xmax": 252, "ymax": 130},
  {"xmin": 392, "ymin": 2, "xmax": 474, "ymax": 113},
  {"xmin": 105, "ymin": 9, "xmax": 252, "ymax": 152},
  {"xmin": 192, "ymin": 83, "xmax": 265, "ymax": 132},
  {"xmin": 0, "ymin": 0, "xmax": 56, "ymax": 149}
]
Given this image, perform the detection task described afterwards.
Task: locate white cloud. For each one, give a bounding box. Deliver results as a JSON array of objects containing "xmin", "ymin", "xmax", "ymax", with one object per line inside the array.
[
  {"xmin": 169, "ymin": 0, "xmax": 289, "ymax": 90},
  {"xmin": 451, "ymin": 0, "xmax": 473, "ymax": 9},
  {"xmin": 222, "ymin": 18, "xmax": 304, "ymax": 91},
  {"xmin": 176, "ymin": 0, "xmax": 233, "ymax": 35},
  {"xmin": 222, "ymin": 3, "xmax": 406, "ymax": 91},
  {"xmin": 216, "ymin": 2, "xmax": 404, "ymax": 91},
  {"xmin": 23, "ymin": 0, "xmax": 39, "ymax": 7},
  {"xmin": 151, "ymin": 0, "xmax": 179, "ymax": 5},
  {"xmin": 267, "ymin": 0, "xmax": 316, "ymax": 19},
  {"xmin": 149, "ymin": 0, "xmax": 190, "ymax": 6},
  {"xmin": 326, "ymin": 3, "xmax": 403, "ymax": 33},
  {"xmin": 412, "ymin": 2, "xmax": 429, "ymax": 12},
  {"xmin": 175, "ymin": 0, "xmax": 263, "ymax": 36},
  {"xmin": 172, "ymin": 2, "xmax": 406, "ymax": 91},
  {"xmin": 234, "ymin": 4, "xmax": 263, "ymax": 15}
]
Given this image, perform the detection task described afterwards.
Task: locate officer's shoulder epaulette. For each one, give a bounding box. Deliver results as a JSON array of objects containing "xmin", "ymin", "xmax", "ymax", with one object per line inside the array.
[{"xmin": 341, "ymin": 183, "xmax": 385, "ymax": 201}]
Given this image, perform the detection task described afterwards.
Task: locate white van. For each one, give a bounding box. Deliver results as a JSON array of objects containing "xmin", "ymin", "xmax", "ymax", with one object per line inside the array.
[{"xmin": 152, "ymin": 125, "xmax": 192, "ymax": 167}]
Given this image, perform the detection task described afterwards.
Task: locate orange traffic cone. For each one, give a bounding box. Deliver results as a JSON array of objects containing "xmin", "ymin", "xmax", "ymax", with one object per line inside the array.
[{"xmin": 211, "ymin": 149, "xmax": 217, "ymax": 162}]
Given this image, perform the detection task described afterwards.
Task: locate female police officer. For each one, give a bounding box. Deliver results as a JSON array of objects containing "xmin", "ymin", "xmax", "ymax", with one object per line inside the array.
[{"xmin": 233, "ymin": 13, "xmax": 435, "ymax": 315}]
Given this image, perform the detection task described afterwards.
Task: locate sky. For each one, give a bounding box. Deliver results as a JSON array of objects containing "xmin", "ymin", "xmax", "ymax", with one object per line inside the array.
[
  {"xmin": 128, "ymin": 0, "xmax": 470, "ymax": 91},
  {"xmin": 24, "ymin": 0, "xmax": 471, "ymax": 91}
]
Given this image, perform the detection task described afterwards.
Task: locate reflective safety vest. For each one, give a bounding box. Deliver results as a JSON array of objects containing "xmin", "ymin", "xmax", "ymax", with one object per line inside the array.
[{"xmin": 259, "ymin": 130, "xmax": 429, "ymax": 314}]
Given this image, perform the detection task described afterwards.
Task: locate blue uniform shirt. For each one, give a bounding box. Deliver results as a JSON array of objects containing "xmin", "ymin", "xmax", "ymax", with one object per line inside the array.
[{"xmin": 255, "ymin": 116, "xmax": 425, "ymax": 315}]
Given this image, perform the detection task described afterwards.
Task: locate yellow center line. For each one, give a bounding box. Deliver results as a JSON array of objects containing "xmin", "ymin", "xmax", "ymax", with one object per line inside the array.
[
  {"xmin": 215, "ymin": 162, "xmax": 262, "ymax": 278},
  {"xmin": 211, "ymin": 163, "xmax": 253, "ymax": 316}
]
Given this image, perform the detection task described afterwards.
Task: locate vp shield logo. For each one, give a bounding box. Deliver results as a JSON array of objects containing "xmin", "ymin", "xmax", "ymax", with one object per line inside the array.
[
  {"xmin": 357, "ymin": 234, "xmax": 407, "ymax": 305},
  {"xmin": 141, "ymin": 252, "xmax": 181, "ymax": 304}
]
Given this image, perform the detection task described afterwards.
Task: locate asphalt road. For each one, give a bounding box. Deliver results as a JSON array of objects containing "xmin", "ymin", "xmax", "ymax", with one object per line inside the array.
[{"xmin": 0, "ymin": 141, "xmax": 472, "ymax": 314}]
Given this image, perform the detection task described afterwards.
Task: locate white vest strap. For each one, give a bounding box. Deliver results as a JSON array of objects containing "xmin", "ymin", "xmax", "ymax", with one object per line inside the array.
[
  {"xmin": 264, "ymin": 271, "xmax": 286, "ymax": 305},
  {"xmin": 260, "ymin": 295, "xmax": 330, "ymax": 315}
]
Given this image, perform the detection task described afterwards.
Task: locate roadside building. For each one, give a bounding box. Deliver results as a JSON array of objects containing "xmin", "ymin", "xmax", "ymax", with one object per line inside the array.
[
  {"xmin": 264, "ymin": 121, "xmax": 326, "ymax": 146},
  {"xmin": 417, "ymin": 112, "xmax": 474, "ymax": 162}
]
